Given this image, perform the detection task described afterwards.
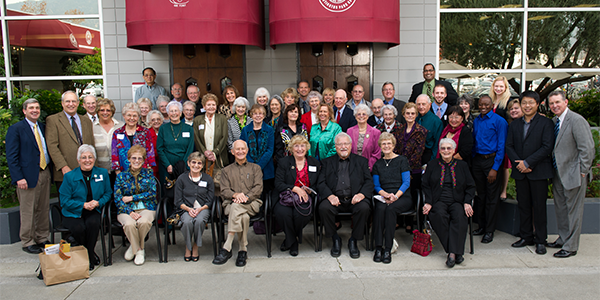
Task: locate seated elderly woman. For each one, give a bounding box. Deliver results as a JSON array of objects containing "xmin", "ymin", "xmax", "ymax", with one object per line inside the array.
[
  {"xmin": 274, "ymin": 135, "xmax": 320, "ymax": 257},
  {"xmin": 114, "ymin": 145, "xmax": 158, "ymax": 266},
  {"xmin": 347, "ymin": 104, "xmax": 381, "ymax": 171},
  {"xmin": 422, "ymin": 138, "xmax": 476, "ymax": 268},
  {"xmin": 174, "ymin": 152, "xmax": 215, "ymax": 262},
  {"xmin": 371, "ymin": 133, "xmax": 412, "ymax": 264},
  {"xmin": 60, "ymin": 144, "xmax": 112, "ymax": 271}
]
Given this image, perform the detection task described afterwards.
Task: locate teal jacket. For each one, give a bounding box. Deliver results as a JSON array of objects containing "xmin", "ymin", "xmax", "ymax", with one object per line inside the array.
[
  {"xmin": 59, "ymin": 167, "xmax": 112, "ymax": 218},
  {"xmin": 309, "ymin": 121, "xmax": 342, "ymax": 160}
]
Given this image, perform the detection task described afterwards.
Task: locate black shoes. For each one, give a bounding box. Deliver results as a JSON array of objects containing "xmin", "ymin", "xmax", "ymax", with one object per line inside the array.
[
  {"xmin": 546, "ymin": 240, "xmax": 563, "ymax": 249},
  {"xmin": 89, "ymin": 263, "xmax": 95, "ymax": 271},
  {"xmin": 23, "ymin": 244, "xmax": 43, "ymax": 254},
  {"xmin": 472, "ymin": 228, "xmax": 485, "ymax": 236},
  {"xmin": 446, "ymin": 254, "xmax": 456, "ymax": 268},
  {"xmin": 348, "ymin": 239, "xmax": 360, "ymax": 259},
  {"xmin": 553, "ymin": 249, "xmax": 577, "ymax": 258},
  {"xmin": 289, "ymin": 242, "xmax": 299, "ymax": 257},
  {"xmin": 535, "ymin": 244, "xmax": 547, "ymax": 255},
  {"xmin": 36, "ymin": 241, "xmax": 51, "ymax": 249},
  {"xmin": 382, "ymin": 250, "xmax": 392, "ymax": 264},
  {"xmin": 511, "ymin": 238, "xmax": 534, "ymax": 248},
  {"xmin": 455, "ymin": 254, "xmax": 464, "ymax": 264},
  {"xmin": 280, "ymin": 241, "xmax": 290, "ymax": 252},
  {"xmin": 212, "ymin": 248, "xmax": 232, "ymax": 265},
  {"xmin": 373, "ymin": 248, "xmax": 382, "ymax": 262},
  {"xmin": 330, "ymin": 237, "xmax": 341, "ymax": 258},
  {"xmin": 235, "ymin": 251, "xmax": 247, "ymax": 267},
  {"xmin": 481, "ymin": 232, "xmax": 494, "ymax": 243}
]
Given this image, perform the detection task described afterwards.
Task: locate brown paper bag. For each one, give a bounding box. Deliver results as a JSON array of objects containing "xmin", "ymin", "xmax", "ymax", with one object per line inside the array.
[{"xmin": 38, "ymin": 245, "xmax": 90, "ymax": 286}]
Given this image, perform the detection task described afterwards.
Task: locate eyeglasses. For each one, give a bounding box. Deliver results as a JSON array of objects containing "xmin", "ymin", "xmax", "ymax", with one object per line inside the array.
[
  {"xmin": 440, "ymin": 147, "xmax": 453, "ymax": 151},
  {"xmin": 423, "ymin": 69, "xmax": 435, "ymax": 73},
  {"xmin": 130, "ymin": 157, "xmax": 145, "ymax": 161},
  {"xmin": 189, "ymin": 161, "xmax": 203, "ymax": 165},
  {"xmin": 336, "ymin": 142, "xmax": 351, "ymax": 146}
]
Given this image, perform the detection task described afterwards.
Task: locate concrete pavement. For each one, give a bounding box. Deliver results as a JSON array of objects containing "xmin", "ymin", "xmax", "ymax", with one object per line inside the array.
[{"xmin": 1, "ymin": 223, "xmax": 599, "ymax": 299}]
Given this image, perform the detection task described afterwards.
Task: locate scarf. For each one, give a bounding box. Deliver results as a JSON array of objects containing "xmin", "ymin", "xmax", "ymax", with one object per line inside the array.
[
  {"xmin": 235, "ymin": 114, "xmax": 247, "ymax": 129},
  {"xmin": 130, "ymin": 167, "xmax": 142, "ymax": 193},
  {"xmin": 438, "ymin": 122, "xmax": 465, "ymax": 158},
  {"xmin": 247, "ymin": 127, "xmax": 269, "ymax": 163},
  {"xmin": 439, "ymin": 159, "xmax": 457, "ymax": 188}
]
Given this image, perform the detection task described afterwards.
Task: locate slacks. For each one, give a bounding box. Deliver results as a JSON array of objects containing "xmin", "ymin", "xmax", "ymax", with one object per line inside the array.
[
  {"xmin": 223, "ymin": 200, "xmax": 263, "ymax": 250},
  {"xmin": 429, "ymin": 199, "xmax": 468, "ymax": 255},
  {"xmin": 62, "ymin": 209, "xmax": 101, "ymax": 262},
  {"xmin": 472, "ymin": 155, "xmax": 500, "ymax": 233},
  {"xmin": 180, "ymin": 209, "xmax": 210, "ymax": 251},
  {"xmin": 373, "ymin": 195, "xmax": 413, "ymax": 250},
  {"xmin": 319, "ymin": 198, "xmax": 371, "ymax": 240},
  {"xmin": 515, "ymin": 178, "xmax": 549, "ymax": 244},
  {"xmin": 117, "ymin": 209, "xmax": 156, "ymax": 254},
  {"xmin": 552, "ymin": 171, "xmax": 587, "ymax": 252},
  {"xmin": 274, "ymin": 200, "xmax": 311, "ymax": 248},
  {"xmin": 16, "ymin": 168, "xmax": 51, "ymax": 247}
]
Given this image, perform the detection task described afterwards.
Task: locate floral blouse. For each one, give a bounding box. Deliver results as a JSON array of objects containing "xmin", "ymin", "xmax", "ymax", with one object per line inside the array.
[
  {"xmin": 114, "ymin": 168, "xmax": 157, "ymax": 214},
  {"xmin": 111, "ymin": 125, "xmax": 157, "ymax": 172}
]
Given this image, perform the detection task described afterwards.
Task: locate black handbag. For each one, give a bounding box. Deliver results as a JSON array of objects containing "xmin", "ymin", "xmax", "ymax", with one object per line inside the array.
[{"xmin": 279, "ymin": 190, "xmax": 312, "ymax": 216}]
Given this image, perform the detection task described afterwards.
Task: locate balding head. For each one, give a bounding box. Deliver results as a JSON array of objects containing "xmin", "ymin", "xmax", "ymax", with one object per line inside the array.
[
  {"xmin": 187, "ymin": 85, "xmax": 200, "ymax": 103},
  {"xmin": 334, "ymin": 89, "xmax": 347, "ymax": 109},
  {"xmin": 231, "ymin": 140, "xmax": 249, "ymax": 164},
  {"xmin": 371, "ymin": 98, "xmax": 384, "ymax": 117}
]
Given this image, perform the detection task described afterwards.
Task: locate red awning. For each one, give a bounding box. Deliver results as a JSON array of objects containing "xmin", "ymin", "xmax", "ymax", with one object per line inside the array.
[
  {"xmin": 269, "ymin": 0, "xmax": 400, "ymax": 48},
  {"xmin": 7, "ymin": 10, "xmax": 79, "ymax": 50},
  {"xmin": 63, "ymin": 23, "xmax": 101, "ymax": 55},
  {"xmin": 125, "ymin": 0, "xmax": 265, "ymax": 51}
]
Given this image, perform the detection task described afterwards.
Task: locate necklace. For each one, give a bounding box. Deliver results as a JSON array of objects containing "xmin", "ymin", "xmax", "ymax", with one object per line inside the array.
[
  {"xmin": 170, "ymin": 123, "xmax": 182, "ymax": 141},
  {"xmin": 383, "ymin": 155, "xmax": 397, "ymax": 167}
]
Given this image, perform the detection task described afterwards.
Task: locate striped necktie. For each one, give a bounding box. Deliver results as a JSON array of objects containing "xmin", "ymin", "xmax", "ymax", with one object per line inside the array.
[{"xmin": 552, "ymin": 118, "xmax": 560, "ymax": 169}]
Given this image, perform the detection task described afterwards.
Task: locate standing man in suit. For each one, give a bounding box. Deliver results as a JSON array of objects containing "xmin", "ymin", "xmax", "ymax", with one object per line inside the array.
[
  {"xmin": 333, "ymin": 89, "xmax": 357, "ymax": 132},
  {"xmin": 46, "ymin": 91, "xmax": 95, "ymax": 191},
  {"xmin": 506, "ymin": 91, "xmax": 555, "ymax": 255},
  {"xmin": 297, "ymin": 81, "xmax": 311, "ymax": 114},
  {"xmin": 318, "ymin": 133, "xmax": 373, "ymax": 259},
  {"xmin": 349, "ymin": 85, "xmax": 370, "ymax": 109},
  {"xmin": 6, "ymin": 99, "xmax": 52, "ymax": 254},
  {"xmin": 82, "ymin": 95, "xmax": 97, "ymax": 123},
  {"xmin": 432, "ymin": 84, "xmax": 452, "ymax": 127},
  {"xmin": 547, "ymin": 90, "xmax": 594, "ymax": 258},
  {"xmin": 381, "ymin": 82, "xmax": 406, "ymax": 123},
  {"xmin": 408, "ymin": 63, "xmax": 458, "ymax": 106},
  {"xmin": 367, "ymin": 98, "xmax": 385, "ymax": 127}
]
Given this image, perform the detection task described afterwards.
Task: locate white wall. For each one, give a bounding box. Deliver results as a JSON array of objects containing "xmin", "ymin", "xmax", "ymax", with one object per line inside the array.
[
  {"xmin": 372, "ymin": 0, "xmax": 437, "ymax": 102},
  {"xmin": 102, "ymin": 0, "xmax": 171, "ymax": 116}
]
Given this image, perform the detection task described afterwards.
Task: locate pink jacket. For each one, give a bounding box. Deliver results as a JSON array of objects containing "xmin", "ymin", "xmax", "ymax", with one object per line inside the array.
[{"xmin": 347, "ymin": 125, "xmax": 381, "ymax": 171}]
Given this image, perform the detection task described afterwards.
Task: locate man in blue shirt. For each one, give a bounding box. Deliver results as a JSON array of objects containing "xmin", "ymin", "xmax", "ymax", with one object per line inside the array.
[
  {"xmin": 472, "ymin": 95, "xmax": 508, "ymax": 244},
  {"xmin": 415, "ymin": 94, "xmax": 443, "ymax": 163},
  {"xmin": 134, "ymin": 67, "xmax": 168, "ymax": 109},
  {"xmin": 432, "ymin": 84, "xmax": 450, "ymax": 127}
]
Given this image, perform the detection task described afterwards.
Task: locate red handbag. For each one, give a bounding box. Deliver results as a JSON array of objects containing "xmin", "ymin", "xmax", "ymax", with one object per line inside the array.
[{"xmin": 411, "ymin": 219, "xmax": 433, "ymax": 256}]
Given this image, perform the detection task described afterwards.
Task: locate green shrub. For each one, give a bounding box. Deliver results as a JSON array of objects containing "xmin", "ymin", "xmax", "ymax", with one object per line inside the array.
[
  {"xmin": 0, "ymin": 108, "xmax": 18, "ymax": 208},
  {"xmin": 569, "ymin": 88, "xmax": 599, "ymax": 126}
]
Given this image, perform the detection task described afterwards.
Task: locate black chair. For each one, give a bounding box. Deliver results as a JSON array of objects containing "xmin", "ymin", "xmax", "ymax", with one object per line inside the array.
[
  {"xmin": 214, "ymin": 192, "xmax": 271, "ymax": 256},
  {"xmin": 316, "ymin": 198, "xmax": 373, "ymax": 252},
  {"xmin": 49, "ymin": 202, "xmax": 109, "ymax": 266},
  {"xmin": 105, "ymin": 176, "xmax": 165, "ymax": 265},
  {"xmin": 161, "ymin": 196, "xmax": 219, "ymax": 262},
  {"xmin": 266, "ymin": 192, "xmax": 321, "ymax": 257}
]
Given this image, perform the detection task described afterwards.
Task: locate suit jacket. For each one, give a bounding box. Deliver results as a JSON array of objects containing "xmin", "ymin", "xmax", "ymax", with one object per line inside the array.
[
  {"xmin": 317, "ymin": 153, "xmax": 374, "ymax": 201},
  {"xmin": 46, "ymin": 112, "xmax": 94, "ymax": 181},
  {"xmin": 553, "ymin": 109, "xmax": 594, "ymax": 190},
  {"xmin": 506, "ymin": 113, "xmax": 555, "ymax": 181},
  {"xmin": 333, "ymin": 106, "xmax": 357, "ymax": 132},
  {"xmin": 274, "ymin": 156, "xmax": 321, "ymax": 194},
  {"xmin": 347, "ymin": 125, "xmax": 381, "ymax": 171},
  {"xmin": 6, "ymin": 119, "xmax": 51, "ymax": 188},
  {"xmin": 408, "ymin": 80, "xmax": 458, "ymax": 106},
  {"xmin": 193, "ymin": 113, "xmax": 230, "ymax": 168},
  {"xmin": 59, "ymin": 166, "xmax": 111, "ymax": 218}
]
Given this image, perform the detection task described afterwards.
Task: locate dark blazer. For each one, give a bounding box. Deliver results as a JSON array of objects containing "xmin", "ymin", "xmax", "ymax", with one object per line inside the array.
[
  {"xmin": 6, "ymin": 119, "xmax": 50, "ymax": 188},
  {"xmin": 408, "ymin": 80, "xmax": 458, "ymax": 106},
  {"xmin": 333, "ymin": 106, "xmax": 357, "ymax": 132},
  {"xmin": 317, "ymin": 153, "xmax": 374, "ymax": 201},
  {"xmin": 275, "ymin": 156, "xmax": 321, "ymax": 194},
  {"xmin": 422, "ymin": 159, "xmax": 476, "ymax": 205},
  {"xmin": 46, "ymin": 112, "xmax": 94, "ymax": 181},
  {"xmin": 506, "ymin": 113, "xmax": 555, "ymax": 181},
  {"xmin": 367, "ymin": 115, "xmax": 382, "ymax": 127}
]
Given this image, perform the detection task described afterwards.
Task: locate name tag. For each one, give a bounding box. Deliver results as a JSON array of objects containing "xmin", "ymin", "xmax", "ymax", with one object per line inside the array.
[
  {"xmin": 182, "ymin": 132, "xmax": 190, "ymax": 138},
  {"xmin": 308, "ymin": 166, "xmax": 317, "ymax": 172},
  {"xmin": 201, "ymin": 108, "xmax": 206, "ymax": 113},
  {"xmin": 199, "ymin": 181, "xmax": 207, "ymax": 187},
  {"xmin": 117, "ymin": 134, "xmax": 125, "ymax": 140},
  {"xmin": 198, "ymin": 124, "xmax": 205, "ymax": 130},
  {"xmin": 94, "ymin": 174, "xmax": 103, "ymax": 182}
]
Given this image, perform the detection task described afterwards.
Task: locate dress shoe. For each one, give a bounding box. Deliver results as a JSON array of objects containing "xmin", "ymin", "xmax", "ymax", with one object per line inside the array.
[
  {"xmin": 373, "ymin": 248, "xmax": 382, "ymax": 263},
  {"xmin": 382, "ymin": 250, "xmax": 392, "ymax": 264},
  {"xmin": 235, "ymin": 251, "xmax": 247, "ymax": 267},
  {"xmin": 89, "ymin": 263, "xmax": 95, "ymax": 271},
  {"xmin": 472, "ymin": 228, "xmax": 485, "ymax": 236},
  {"xmin": 289, "ymin": 242, "xmax": 298, "ymax": 257},
  {"xmin": 546, "ymin": 240, "xmax": 563, "ymax": 249},
  {"xmin": 535, "ymin": 244, "xmax": 547, "ymax": 255},
  {"xmin": 22, "ymin": 244, "xmax": 43, "ymax": 254},
  {"xmin": 92, "ymin": 253, "xmax": 101, "ymax": 266},
  {"xmin": 455, "ymin": 254, "xmax": 464, "ymax": 264},
  {"xmin": 553, "ymin": 249, "xmax": 577, "ymax": 258},
  {"xmin": 134, "ymin": 249, "xmax": 145, "ymax": 265},
  {"xmin": 348, "ymin": 239, "xmax": 360, "ymax": 259},
  {"xmin": 280, "ymin": 241, "xmax": 290, "ymax": 252},
  {"xmin": 36, "ymin": 241, "xmax": 51, "ymax": 248},
  {"xmin": 511, "ymin": 238, "xmax": 534, "ymax": 248},
  {"xmin": 66, "ymin": 236, "xmax": 80, "ymax": 247},
  {"xmin": 446, "ymin": 254, "xmax": 456, "ymax": 268},
  {"xmin": 212, "ymin": 248, "xmax": 232, "ymax": 265},
  {"xmin": 330, "ymin": 237, "xmax": 341, "ymax": 258},
  {"xmin": 481, "ymin": 232, "xmax": 494, "ymax": 243}
]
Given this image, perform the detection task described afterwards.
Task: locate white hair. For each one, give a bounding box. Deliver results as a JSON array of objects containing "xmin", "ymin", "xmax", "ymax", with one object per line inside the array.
[
  {"xmin": 439, "ymin": 138, "xmax": 457, "ymax": 149},
  {"xmin": 77, "ymin": 144, "xmax": 97, "ymax": 160}
]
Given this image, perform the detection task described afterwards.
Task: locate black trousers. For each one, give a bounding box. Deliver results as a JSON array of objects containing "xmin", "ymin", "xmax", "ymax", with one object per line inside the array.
[
  {"xmin": 429, "ymin": 199, "xmax": 468, "ymax": 255},
  {"xmin": 62, "ymin": 209, "xmax": 101, "ymax": 262},
  {"xmin": 472, "ymin": 155, "xmax": 500, "ymax": 233},
  {"xmin": 273, "ymin": 200, "xmax": 311, "ymax": 248},
  {"xmin": 319, "ymin": 197, "xmax": 371, "ymax": 240},
  {"xmin": 373, "ymin": 195, "xmax": 412, "ymax": 250},
  {"xmin": 516, "ymin": 178, "xmax": 549, "ymax": 244}
]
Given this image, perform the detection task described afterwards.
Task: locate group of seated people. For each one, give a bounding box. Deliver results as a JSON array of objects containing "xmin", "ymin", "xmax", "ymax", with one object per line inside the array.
[{"xmin": 59, "ymin": 77, "xmax": 585, "ymax": 271}]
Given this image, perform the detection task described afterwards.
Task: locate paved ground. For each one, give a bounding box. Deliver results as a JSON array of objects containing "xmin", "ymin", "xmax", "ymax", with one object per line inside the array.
[{"xmin": 1, "ymin": 223, "xmax": 599, "ymax": 300}]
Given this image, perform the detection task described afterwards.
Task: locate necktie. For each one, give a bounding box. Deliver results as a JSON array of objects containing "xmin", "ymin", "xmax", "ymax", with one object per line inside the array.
[
  {"xmin": 92, "ymin": 115, "xmax": 96, "ymax": 122},
  {"xmin": 34, "ymin": 124, "xmax": 47, "ymax": 170},
  {"xmin": 336, "ymin": 110, "xmax": 341, "ymax": 123},
  {"xmin": 426, "ymin": 83, "xmax": 433, "ymax": 101},
  {"xmin": 387, "ymin": 126, "xmax": 391, "ymax": 132},
  {"xmin": 71, "ymin": 116, "xmax": 83, "ymax": 145},
  {"xmin": 553, "ymin": 119, "xmax": 560, "ymax": 169},
  {"xmin": 436, "ymin": 107, "xmax": 442, "ymax": 118}
]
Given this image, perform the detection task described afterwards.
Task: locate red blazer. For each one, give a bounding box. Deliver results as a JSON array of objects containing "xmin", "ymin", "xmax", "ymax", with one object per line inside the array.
[
  {"xmin": 347, "ymin": 125, "xmax": 381, "ymax": 171},
  {"xmin": 300, "ymin": 111, "xmax": 316, "ymax": 138}
]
